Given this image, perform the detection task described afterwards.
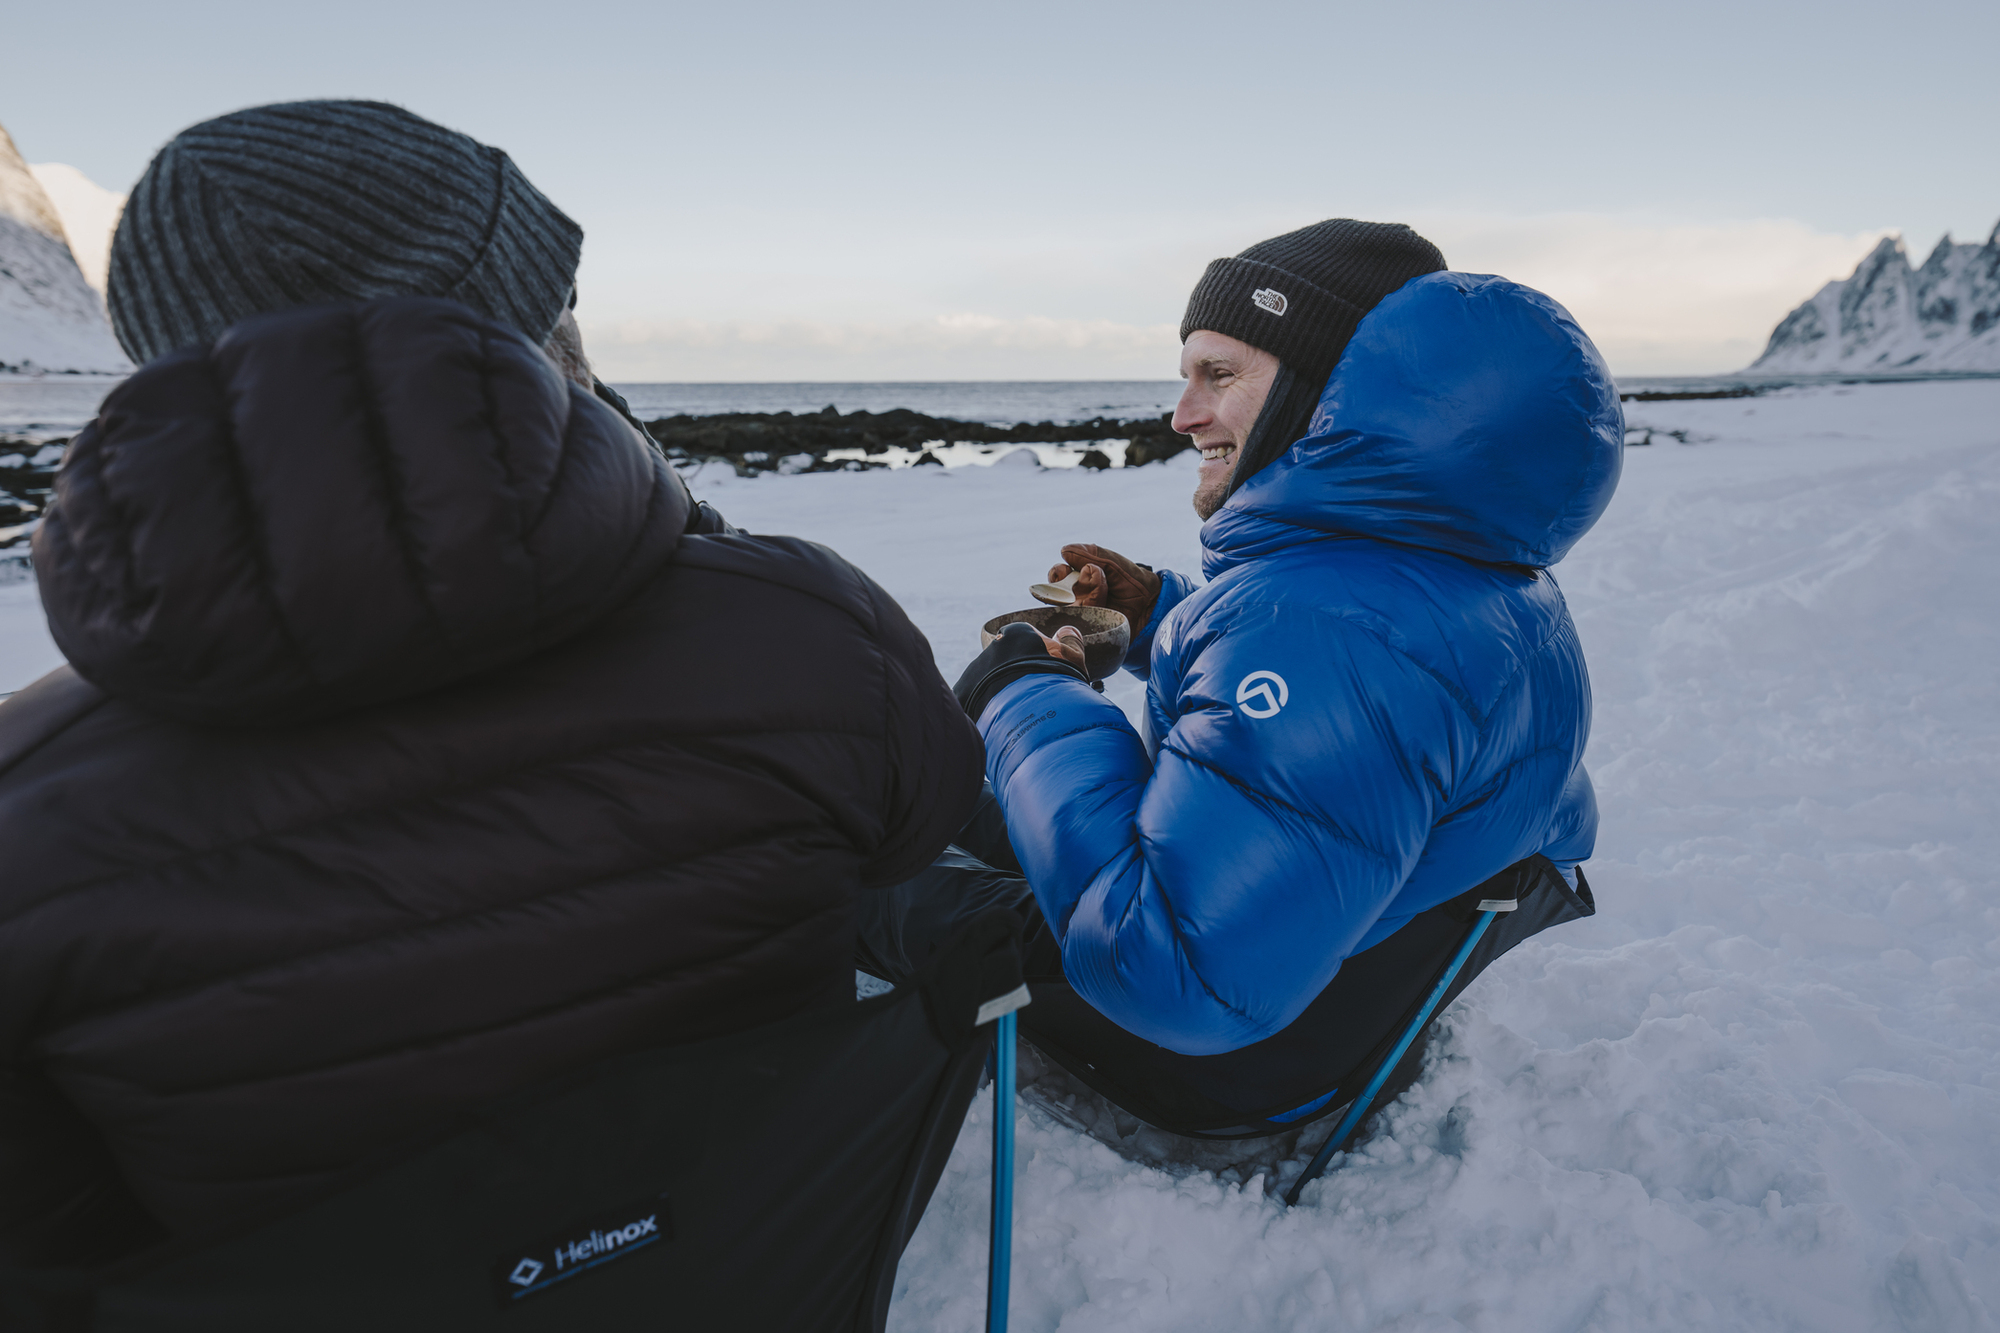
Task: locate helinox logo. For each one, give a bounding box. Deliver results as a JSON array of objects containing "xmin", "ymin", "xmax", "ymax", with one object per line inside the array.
[
  {"xmin": 1235, "ymin": 670, "xmax": 1289, "ymax": 718},
  {"xmin": 1251, "ymin": 288, "xmax": 1288, "ymax": 316},
  {"xmin": 491, "ymin": 1193, "xmax": 673, "ymax": 1303}
]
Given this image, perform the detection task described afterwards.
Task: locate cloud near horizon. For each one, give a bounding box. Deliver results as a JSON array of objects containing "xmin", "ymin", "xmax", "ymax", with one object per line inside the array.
[
  {"xmin": 1431, "ymin": 213, "xmax": 1894, "ymax": 377},
  {"xmin": 582, "ymin": 213, "xmax": 1893, "ymax": 382},
  {"xmin": 580, "ymin": 313, "xmax": 1183, "ymax": 383},
  {"xmin": 22, "ymin": 159, "xmax": 1896, "ymax": 383}
]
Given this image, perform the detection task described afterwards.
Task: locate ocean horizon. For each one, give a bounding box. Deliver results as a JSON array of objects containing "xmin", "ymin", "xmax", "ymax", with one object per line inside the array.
[
  {"xmin": 7, "ymin": 372, "xmax": 1995, "ymax": 438},
  {"xmin": 0, "ymin": 378, "xmax": 1192, "ymax": 437}
]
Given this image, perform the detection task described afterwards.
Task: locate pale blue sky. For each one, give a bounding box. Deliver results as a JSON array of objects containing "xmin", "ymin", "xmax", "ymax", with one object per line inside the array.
[{"xmin": 8, "ymin": 0, "xmax": 1994, "ymax": 377}]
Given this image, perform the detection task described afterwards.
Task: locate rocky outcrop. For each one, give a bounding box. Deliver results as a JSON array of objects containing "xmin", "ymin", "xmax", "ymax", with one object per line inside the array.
[
  {"xmin": 1, "ymin": 405, "xmax": 1189, "ymax": 566},
  {"xmin": 0, "ymin": 122, "xmax": 129, "ymax": 375},
  {"xmin": 1750, "ymin": 222, "xmax": 2000, "ymax": 373},
  {"xmin": 642, "ymin": 406, "xmax": 1190, "ymax": 475},
  {"xmin": 0, "ymin": 435, "xmax": 63, "ymax": 575}
]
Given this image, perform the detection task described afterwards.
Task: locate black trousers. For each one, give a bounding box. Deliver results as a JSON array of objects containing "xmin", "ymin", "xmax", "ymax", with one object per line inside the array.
[{"xmin": 855, "ymin": 788, "xmax": 1596, "ymax": 1139}]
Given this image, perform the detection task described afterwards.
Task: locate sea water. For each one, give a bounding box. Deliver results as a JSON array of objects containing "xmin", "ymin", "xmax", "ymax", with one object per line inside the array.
[
  {"xmin": 0, "ymin": 377, "xmax": 1188, "ymax": 438},
  {"xmin": 6, "ymin": 374, "xmax": 1915, "ymax": 438}
]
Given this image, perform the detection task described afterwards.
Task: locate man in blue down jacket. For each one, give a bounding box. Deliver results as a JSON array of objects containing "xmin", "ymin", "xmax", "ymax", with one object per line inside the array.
[{"xmin": 868, "ymin": 219, "xmax": 1622, "ymax": 1140}]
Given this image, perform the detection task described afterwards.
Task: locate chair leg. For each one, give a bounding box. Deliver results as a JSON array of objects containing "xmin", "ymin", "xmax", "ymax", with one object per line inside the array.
[
  {"xmin": 987, "ymin": 1011, "xmax": 1017, "ymax": 1332},
  {"xmin": 1284, "ymin": 909, "xmax": 1499, "ymax": 1206}
]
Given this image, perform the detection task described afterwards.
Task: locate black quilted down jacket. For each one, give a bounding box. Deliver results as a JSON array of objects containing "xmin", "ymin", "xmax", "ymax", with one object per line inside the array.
[{"xmin": 0, "ymin": 298, "xmax": 982, "ymax": 1265}]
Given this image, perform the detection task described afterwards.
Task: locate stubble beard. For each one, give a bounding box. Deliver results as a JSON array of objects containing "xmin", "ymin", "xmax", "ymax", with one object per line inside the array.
[
  {"xmin": 1191, "ymin": 449, "xmax": 1241, "ymax": 521},
  {"xmin": 1192, "ymin": 476, "xmax": 1226, "ymax": 521}
]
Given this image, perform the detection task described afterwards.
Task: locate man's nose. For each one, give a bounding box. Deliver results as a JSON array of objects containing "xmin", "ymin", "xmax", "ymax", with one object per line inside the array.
[{"xmin": 1170, "ymin": 384, "xmax": 1206, "ymax": 436}]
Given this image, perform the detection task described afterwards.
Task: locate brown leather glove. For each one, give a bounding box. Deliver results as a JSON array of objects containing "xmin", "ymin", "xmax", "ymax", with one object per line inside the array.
[{"xmin": 1046, "ymin": 544, "xmax": 1163, "ymax": 630}]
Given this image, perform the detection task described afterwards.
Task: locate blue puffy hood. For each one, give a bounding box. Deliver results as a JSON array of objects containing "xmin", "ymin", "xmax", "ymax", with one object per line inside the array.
[{"xmin": 1203, "ymin": 272, "xmax": 1623, "ymax": 577}]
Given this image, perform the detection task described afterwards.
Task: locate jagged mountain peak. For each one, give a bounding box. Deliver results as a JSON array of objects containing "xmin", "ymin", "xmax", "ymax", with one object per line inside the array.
[
  {"xmin": 1861, "ymin": 234, "xmax": 1906, "ymax": 262},
  {"xmin": 29, "ymin": 162, "xmax": 125, "ymax": 296},
  {"xmin": 0, "ymin": 125, "xmax": 67, "ymax": 244},
  {"xmin": 0, "ymin": 120, "xmax": 129, "ymax": 375},
  {"xmin": 1750, "ymin": 216, "xmax": 2000, "ymax": 374}
]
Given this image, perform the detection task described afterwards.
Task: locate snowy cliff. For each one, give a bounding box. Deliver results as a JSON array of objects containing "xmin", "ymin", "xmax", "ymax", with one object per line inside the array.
[
  {"xmin": 0, "ymin": 123, "xmax": 129, "ymax": 375},
  {"xmin": 29, "ymin": 162, "xmax": 123, "ymax": 296},
  {"xmin": 1749, "ymin": 222, "xmax": 2000, "ymax": 373}
]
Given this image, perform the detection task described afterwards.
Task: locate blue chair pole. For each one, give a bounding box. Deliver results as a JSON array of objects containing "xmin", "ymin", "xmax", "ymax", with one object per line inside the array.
[
  {"xmin": 1284, "ymin": 909, "xmax": 1498, "ymax": 1206},
  {"xmin": 987, "ymin": 1011, "xmax": 1017, "ymax": 1332}
]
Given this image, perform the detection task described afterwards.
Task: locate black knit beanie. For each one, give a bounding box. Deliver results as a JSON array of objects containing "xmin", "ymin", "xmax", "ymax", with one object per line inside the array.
[
  {"xmin": 108, "ymin": 101, "xmax": 583, "ymax": 365},
  {"xmin": 1180, "ymin": 219, "xmax": 1447, "ymax": 387}
]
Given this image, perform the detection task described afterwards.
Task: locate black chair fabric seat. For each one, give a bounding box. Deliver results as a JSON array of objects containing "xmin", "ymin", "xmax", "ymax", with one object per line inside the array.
[
  {"xmin": 1018, "ymin": 857, "xmax": 1595, "ymax": 1138},
  {"xmin": 2, "ymin": 913, "xmax": 1024, "ymax": 1333}
]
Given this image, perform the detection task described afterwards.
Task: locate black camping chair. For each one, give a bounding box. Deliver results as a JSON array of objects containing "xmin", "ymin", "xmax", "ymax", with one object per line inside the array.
[
  {"xmin": 1, "ymin": 912, "xmax": 1027, "ymax": 1333},
  {"xmin": 1011, "ymin": 856, "xmax": 1596, "ymax": 1203}
]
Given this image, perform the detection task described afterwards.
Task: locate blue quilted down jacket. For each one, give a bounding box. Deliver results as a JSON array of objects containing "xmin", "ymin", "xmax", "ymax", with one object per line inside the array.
[{"xmin": 978, "ymin": 271, "xmax": 1623, "ymax": 1056}]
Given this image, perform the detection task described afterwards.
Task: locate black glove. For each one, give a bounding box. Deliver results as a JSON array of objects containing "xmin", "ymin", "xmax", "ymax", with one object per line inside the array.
[
  {"xmin": 954, "ymin": 622, "xmax": 1088, "ymax": 718},
  {"xmin": 683, "ymin": 498, "xmax": 737, "ymax": 536}
]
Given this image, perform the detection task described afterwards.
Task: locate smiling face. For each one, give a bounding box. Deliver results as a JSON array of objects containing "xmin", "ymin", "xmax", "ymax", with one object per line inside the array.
[{"xmin": 1174, "ymin": 330, "xmax": 1280, "ymax": 520}]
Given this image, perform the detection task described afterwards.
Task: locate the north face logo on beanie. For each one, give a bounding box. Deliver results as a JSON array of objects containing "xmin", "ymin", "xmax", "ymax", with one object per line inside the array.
[{"xmin": 1252, "ymin": 288, "xmax": 1288, "ymax": 316}]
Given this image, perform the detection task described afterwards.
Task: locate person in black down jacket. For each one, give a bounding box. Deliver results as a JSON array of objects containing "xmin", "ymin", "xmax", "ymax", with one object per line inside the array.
[{"xmin": 0, "ymin": 101, "xmax": 982, "ymax": 1267}]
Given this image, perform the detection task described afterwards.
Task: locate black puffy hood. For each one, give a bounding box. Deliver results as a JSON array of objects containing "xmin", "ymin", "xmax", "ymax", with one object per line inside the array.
[{"xmin": 33, "ymin": 297, "xmax": 688, "ymax": 727}]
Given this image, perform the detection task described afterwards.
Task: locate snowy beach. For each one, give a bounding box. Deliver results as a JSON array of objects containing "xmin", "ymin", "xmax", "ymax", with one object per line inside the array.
[
  {"xmin": 703, "ymin": 378, "xmax": 2000, "ymax": 1332},
  {"xmin": 2, "ymin": 378, "xmax": 1995, "ymax": 1328}
]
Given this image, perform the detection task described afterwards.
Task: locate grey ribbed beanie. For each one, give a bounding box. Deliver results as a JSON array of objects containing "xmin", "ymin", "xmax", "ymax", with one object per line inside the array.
[{"xmin": 108, "ymin": 100, "xmax": 582, "ymax": 365}]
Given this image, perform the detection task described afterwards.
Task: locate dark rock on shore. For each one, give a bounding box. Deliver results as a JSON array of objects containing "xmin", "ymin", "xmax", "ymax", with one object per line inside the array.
[
  {"xmin": 0, "ymin": 436, "xmax": 65, "ymax": 552},
  {"xmin": 0, "ymin": 406, "xmax": 1194, "ymax": 559},
  {"xmin": 1122, "ymin": 429, "xmax": 1195, "ymax": 467},
  {"xmin": 641, "ymin": 406, "xmax": 1190, "ymax": 475},
  {"xmin": 1618, "ymin": 386, "xmax": 1759, "ymax": 403}
]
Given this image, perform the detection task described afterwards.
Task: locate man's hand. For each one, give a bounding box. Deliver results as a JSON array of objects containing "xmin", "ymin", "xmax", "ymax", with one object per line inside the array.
[
  {"xmin": 1047, "ymin": 544, "xmax": 1162, "ymax": 629},
  {"xmin": 1041, "ymin": 624, "xmax": 1086, "ymax": 672},
  {"xmin": 954, "ymin": 621, "xmax": 1089, "ymax": 718}
]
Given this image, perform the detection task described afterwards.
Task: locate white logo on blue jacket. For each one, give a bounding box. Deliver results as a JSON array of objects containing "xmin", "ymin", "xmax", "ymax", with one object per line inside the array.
[{"xmin": 1235, "ymin": 670, "xmax": 1288, "ymax": 718}]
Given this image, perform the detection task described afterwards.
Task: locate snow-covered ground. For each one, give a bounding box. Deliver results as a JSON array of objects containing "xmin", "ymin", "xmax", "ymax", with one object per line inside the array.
[
  {"xmin": 684, "ymin": 379, "xmax": 2000, "ymax": 1332},
  {"xmin": 1, "ymin": 379, "xmax": 1995, "ymax": 1329}
]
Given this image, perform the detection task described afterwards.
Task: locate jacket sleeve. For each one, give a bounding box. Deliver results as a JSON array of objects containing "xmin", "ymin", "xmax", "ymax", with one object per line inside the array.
[
  {"xmin": 980, "ymin": 604, "xmax": 1461, "ymax": 1055},
  {"xmin": 0, "ymin": 1068, "xmax": 158, "ymax": 1267},
  {"xmin": 1121, "ymin": 568, "xmax": 1200, "ymax": 676},
  {"xmin": 858, "ymin": 582, "xmax": 987, "ymax": 888},
  {"xmin": 1540, "ymin": 762, "xmax": 1598, "ymax": 883}
]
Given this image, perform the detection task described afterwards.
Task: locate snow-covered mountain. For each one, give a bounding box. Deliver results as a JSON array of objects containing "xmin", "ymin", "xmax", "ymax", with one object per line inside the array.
[
  {"xmin": 1749, "ymin": 222, "xmax": 2000, "ymax": 373},
  {"xmin": 0, "ymin": 122, "xmax": 129, "ymax": 375},
  {"xmin": 28, "ymin": 162, "xmax": 123, "ymax": 296}
]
